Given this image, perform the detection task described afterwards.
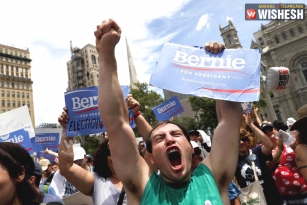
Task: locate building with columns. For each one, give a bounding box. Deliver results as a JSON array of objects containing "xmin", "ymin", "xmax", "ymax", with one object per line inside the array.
[
  {"xmin": 0, "ymin": 43, "xmax": 35, "ymax": 126},
  {"xmin": 219, "ymin": 12, "xmax": 307, "ymax": 122}
]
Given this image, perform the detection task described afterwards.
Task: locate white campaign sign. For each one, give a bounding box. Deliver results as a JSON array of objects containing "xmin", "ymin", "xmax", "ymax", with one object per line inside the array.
[{"xmin": 0, "ymin": 105, "xmax": 35, "ymax": 138}]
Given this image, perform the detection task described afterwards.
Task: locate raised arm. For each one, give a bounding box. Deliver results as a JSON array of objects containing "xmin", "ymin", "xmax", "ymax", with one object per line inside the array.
[
  {"xmin": 58, "ymin": 108, "xmax": 94, "ymax": 196},
  {"xmin": 95, "ymin": 19, "xmax": 150, "ymax": 197},
  {"xmin": 203, "ymin": 100, "xmax": 242, "ymax": 203},
  {"xmin": 43, "ymin": 148, "xmax": 58, "ymax": 158},
  {"xmin": 253, "ymin": 107, "xmax": 262, "ymax": 127},
  {"xmin": 244, "ymin": 111, "xmax": 274, "ymax": 155}
]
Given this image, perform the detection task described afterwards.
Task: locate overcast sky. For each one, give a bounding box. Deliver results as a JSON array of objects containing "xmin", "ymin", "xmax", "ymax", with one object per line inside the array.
[{"xmin": 0, "ymin": 0, "xmax": 305, "ymax": 126}]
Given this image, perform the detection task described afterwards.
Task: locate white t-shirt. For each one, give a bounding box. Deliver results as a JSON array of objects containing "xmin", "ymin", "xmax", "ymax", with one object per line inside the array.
[
  {"xmin": 92, "ymin": 173, "xmax": 127, "ymax": 205},
  {"xmin": 49, "ymin": 170, "xmax": 65, "ymax": 199}
]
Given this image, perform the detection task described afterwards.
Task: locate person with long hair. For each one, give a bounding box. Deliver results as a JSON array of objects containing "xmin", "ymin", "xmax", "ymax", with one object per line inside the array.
[{"xmin": 0, "ymin": 142, "xmax": 42, "ymax": 205}]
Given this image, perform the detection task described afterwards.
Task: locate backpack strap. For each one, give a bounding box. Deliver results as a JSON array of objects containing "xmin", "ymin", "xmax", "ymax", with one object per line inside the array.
[{"xmin": 117, "ymin": 187, "xmax": 126, "ymax": 205}]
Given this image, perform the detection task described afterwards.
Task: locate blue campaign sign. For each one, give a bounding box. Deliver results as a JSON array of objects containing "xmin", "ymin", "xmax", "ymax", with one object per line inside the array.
[
  {"xmin": 64, "ymin": 86, "xmax": 135, "ymax": 137},
  {"xmin": 0, "ymin": 128, "xmax": 33, "ymax": 154},
  {"xmin": 152, "ymin": 96, "xmax": 184, "ymax": 122},
  {"xmin": 150, "ymin": 43, "xmax": 261, "ymax": 102},
  {"xmin": 31, "ymin": 133, "xmax": 60, "ymax": 162}
]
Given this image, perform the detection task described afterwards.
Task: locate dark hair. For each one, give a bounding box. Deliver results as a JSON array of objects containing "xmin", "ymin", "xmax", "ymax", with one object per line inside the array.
[
  {"xmin": 273, "ymin": 120, "xmax": 288, "ymax": 131},
  {"xmin": 0, "ymin": 142, "xmax": 42, "ymax": 204},
  {"xmin": 296, "ymin": 129, "xmax": 307, "ymax": 145},
  {"xmin": 33, "ymin": 174, "xmax": 42, "ymax": 187},
  {"xmin": 93, "ymin": 138, "xmax": 112, "ymax": 178},
  {"xmin": 139, "ymin": 141, "xmax": 144, "ymax": 145},
  {"xmin": 145, "ymin": 121, "xmax": 190, "ymax": 153}
]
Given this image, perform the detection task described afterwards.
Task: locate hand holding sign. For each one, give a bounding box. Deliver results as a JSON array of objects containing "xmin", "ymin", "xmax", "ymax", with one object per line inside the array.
[
  {"xmin": 58, "ymin": 107, "xmax": 69, "ymax": 129},
  {"xmin": 204, "ymin": 41, "xmax": 226, "ymax": 54},
  {"xmin": 126, "ymin": 94, "xmax": 140, "ymax": 116},
  {"xmin": 266, "ymin": 67, "xmax": 289, "ymax": 91}
]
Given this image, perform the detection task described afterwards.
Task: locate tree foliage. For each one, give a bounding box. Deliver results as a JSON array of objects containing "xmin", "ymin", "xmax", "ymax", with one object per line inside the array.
[
  {"xmin": 129, "ymin": 82, "xmax": 164, "ymax": 137},
  {"xmin": 188, "ymin": 96, "xmax": 217, "ymax": 134},
  {"xmin": 173, "ymin": 116, "xmax": 199, "ymax": 132}
]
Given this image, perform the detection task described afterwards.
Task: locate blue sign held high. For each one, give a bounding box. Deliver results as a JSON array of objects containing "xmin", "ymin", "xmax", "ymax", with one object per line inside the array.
[
  {"xmin": 153, "ymin": 96, "xmax": 184, "ymax": 122},
  {"xmin": 31, "ymin": 133, "xmax": 60, "ymax": 162},
  {"xmin": 64, "ymin": 86, "xmax": 135, "ymax": 137},
  {"xmin": 0, "ymin": 128, "xmax": 33, "ymax": 154},
  {"xmin": 150, "ymin": 43, "xmax": 261, "ymax": 102}
]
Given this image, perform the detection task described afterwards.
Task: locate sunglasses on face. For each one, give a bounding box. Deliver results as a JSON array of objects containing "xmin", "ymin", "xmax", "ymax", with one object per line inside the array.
[
  {"xmin": 192, "ymin": 148, "xmax": 201, "ymax": 156},
  {"xmin": 240, "ymin": 137, "xmax": 250, "ymax": 143}
]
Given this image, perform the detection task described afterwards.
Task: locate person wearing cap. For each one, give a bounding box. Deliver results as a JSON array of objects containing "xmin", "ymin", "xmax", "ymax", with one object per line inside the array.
[
  {"xmin": 39, "ymin": 158, "xmax": 54, "ymax": 186},
  {"xmin": 30, "ymin": 161, "xmax": 64, "ymax": 204},
  {"xmin": 188, "ymin": 130, "xmax": 209, "ymax": 158},
  {"xmin": 0, "ymin": 142, "xmax": 42, "ymax": 205},
  {"xmin": 190, "ymin": 141, "xmax": 203, "ymax": 172},
  {"xmin": 235, "ymin": 111, "xmax": 284, "ymax": 205},
  {"xmin": 197, "ymin": 130, "xmax": 211, "ymax": 153}
]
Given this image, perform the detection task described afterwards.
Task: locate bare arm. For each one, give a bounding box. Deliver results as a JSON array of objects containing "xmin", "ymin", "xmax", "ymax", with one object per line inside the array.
[
  {"xmin": 266, "ymin": 137, "xmax": 283, "ymax": 169},
  {"xmin": 253, "ymin": 107, "xmax": 262, "ymax": 126},
  {"xmin": 203, "ymin": 100, "xmax": 242, "ymax": 201},
  {"xmin": 43, "ymin": 148, "xmax": 58, "ymax": 158},
  {"xmin": 95, "ymin": 19, "xmax": 150, "ymax": 198},
  {"xmin": 58, "ymin": 109, "xmax": 94, "ymax": 196},
  {"xmin": 245, "ymin": 111, "xmax": 274, "ymax": 155},
  {"xmin": 295, "ymin": 144, "xmax": 307, "ymax": 181}
]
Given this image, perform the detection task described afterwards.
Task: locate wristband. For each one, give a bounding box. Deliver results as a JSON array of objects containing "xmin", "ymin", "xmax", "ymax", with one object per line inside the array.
[{"xmin": 134, "ymin": 111, "xmax": 142, "ymax": 118}]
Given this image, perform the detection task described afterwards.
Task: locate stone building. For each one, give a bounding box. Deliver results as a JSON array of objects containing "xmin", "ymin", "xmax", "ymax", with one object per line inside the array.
[
  {"xmin": 220, "ymin": 11, "xmax": 307, "ymax": 122},
  {"xmin": 0, "ymin": 43, "xmax": 35, "ymax": 126}
]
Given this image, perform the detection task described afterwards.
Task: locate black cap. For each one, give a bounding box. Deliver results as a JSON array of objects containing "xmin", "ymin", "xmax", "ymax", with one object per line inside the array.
[
  {"xmin": 260, "ymin": 123, "xmax": 274, "ymax": 132},
  {"xmin": 188, "ymin": 130, "xmax": 200, "ymax": 136},
  {"xmin": 272, "ymin": 120, "xmax": 288, "ymax": 131},
  {"xmin": 33, "ymin": 161, "xmax": 43, "ymax": 176}
]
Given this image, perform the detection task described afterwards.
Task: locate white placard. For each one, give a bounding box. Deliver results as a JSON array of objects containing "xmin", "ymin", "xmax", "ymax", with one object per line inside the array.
[{"xmin": 0, "ymin": 106, "xmax": 35, "ymax": 138}]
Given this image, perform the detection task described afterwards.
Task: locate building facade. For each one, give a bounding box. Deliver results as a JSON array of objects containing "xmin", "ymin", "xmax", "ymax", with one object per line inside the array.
[
  {"xmin": 66, "ymin": 43, "xmax": 99, "ymax": 91},
  {"xmin": 220, "ymin": 12, "xmax": 307, "ymax": 122},
  {"xmin": 0, "ymin": 43, "xmax": 35, "ymax": 126}
]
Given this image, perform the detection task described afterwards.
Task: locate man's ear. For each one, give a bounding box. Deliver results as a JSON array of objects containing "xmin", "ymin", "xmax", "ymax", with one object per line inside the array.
[
  {"xmin": 28, "ymin": 175, "xmax": 36, "ymax": 185},
  {"xmin": 148, "ymin": 153, "xmax": 156, "ymax": 165},
  {"xmin": 16, "ymin": 166, "xmax": 25, "ymax": 182}
]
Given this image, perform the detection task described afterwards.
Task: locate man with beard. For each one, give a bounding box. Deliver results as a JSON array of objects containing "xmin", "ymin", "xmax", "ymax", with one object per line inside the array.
[{"xmin": 94, "ymin": 19, "xmax": 242, "ymax": 205}]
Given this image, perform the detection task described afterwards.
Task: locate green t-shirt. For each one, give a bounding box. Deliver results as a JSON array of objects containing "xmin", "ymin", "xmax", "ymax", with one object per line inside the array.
[{"xmin": 140, "ymin": 163, "xmax": 223, "ymax": 205}]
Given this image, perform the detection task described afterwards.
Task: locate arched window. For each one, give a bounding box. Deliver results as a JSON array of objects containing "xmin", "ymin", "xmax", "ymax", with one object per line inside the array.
[
  {"xmin": 12, "ymin": 101, "xmax": 15, "ymax": 107},
  {"xmin": 7, "ymin": 91, "xmax": 9, "ymax": 97},
  {"xmin": 17, "ymin": 92, "xmax": 20, "ymax": 98},
  {"xmin": 295, "ymin": 57, "xmax": 307, "ymax": 86},
  {"xmin": 227, "ymin": 35, "xmax": 233, "ymax": 44},
  {"xmin": 22, "ymin": 92, "xmax": 24, "ymax": 98},
  {"xmin": 12, "ymin": 91, "xmax": 15, "ymax": 97},
  {"xmin": 11, "ymin": 82, "xmax": 14, "ymax": 88},
  {"xmin": 26, "ymin": 93, "xmax": 29, "ymax": 98},
  {"xmin": 26, "ymin": 84, "xmax": 29, "ymax": 90},
  {"xmin": 274, "ymin": 36, "xmax": 280, "ymax": 44},
  {"xmin": 1, "ymin": 90, "xmax": 4, "ymax": 97},
  {"xmin": 21, "ymin": 84, "xmax": 24, "ymax": 89},
  {"xmin": 17, "ymin": 101, "xmax": 20, "ymax": 107},
  {"xmin": 16, "ymin": 83, "xmax": 19, "ymax": 89},
  {"xmin": 282, "ymin": 33, "xmax": 287, "ymax": 40},
  {"xmin": 0, "ymin": 81, "xmax": 3, "ymax": 87},
  {"xmin": 1, "ymin": 100, "xmax": 4, "ymax": 106},
  {"xmin": 290, "ymin": 29, "xmax": 295, "ymax": 37},
  {"xmin": 27, "ymin": 102, "xmax": 30, "ymax": 108},
  {"xmin": 298, "ymin": 26, "xmax": 304, "ymax": 34},
  {"xmin": 22, "ymin": 101, "xmax": 25, "ymax": 106},
  {"xmin": 6, "ymin": 82, "xmax": 9, "ymax": 88},
  {"xmin": 7, "ymin": 100, "xmax": 10, "ymax": 107},
  {"xmin": 91, "ymin": 55, "xmax": 96, "ymax": 64}
]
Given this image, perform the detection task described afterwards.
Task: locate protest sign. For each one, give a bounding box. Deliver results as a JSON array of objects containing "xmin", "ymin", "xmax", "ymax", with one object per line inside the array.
[
  {"xmin": 150, "ymin": 43, "xmax": 261, "ymax": 102},
  {"xmin": 153, "ymin": 96, "xmax": 184, "ymax": 121},
  {"xmin": 0, "ymin": 128, "xmax": 33, "ymax": 154},
  {"xmin": 0, "ymin": 105, "xmax": 35, "ymax": 138},
  {"xmin": 241, "ymin": 102, "xmax": 253, "ymax": 114},
  {"xmin": 31, "ymin": 128, "xmax": 61, "ymax": 162},
  {"xmin": 64, "ymin": 86, "xmax": 135, "ymax": 137},
  {"xmin": 62, "ymin": 191, "xmax": 92, "ymax": 205}
]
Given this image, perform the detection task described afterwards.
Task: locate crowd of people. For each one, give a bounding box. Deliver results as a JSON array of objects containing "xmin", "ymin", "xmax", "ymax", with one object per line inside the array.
[{"xmin": 1, "ymin": 19, "xmax": 307, "ymax": 205}]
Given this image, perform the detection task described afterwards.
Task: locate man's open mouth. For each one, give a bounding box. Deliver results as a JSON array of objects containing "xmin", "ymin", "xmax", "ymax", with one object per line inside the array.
[{"xmin": 167, "ymin": 147, "xmax": 182, "ymax": 167}]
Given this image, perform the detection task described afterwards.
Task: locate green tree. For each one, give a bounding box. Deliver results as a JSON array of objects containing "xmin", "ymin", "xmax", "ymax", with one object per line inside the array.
[
  {"xmin": 188, "ymin": 96, "xmax": 217, "ymax": 134},
  {"xmin": 83, "ymin": 135, "xmax": 101, "ymax": 156},
  {"xmin": 129, "ymin": 82, "xmax": 164, "ymax": 137},
  {"xmin": 173, "ymin": 116, "xmax": 199, "ymax": 131}
]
